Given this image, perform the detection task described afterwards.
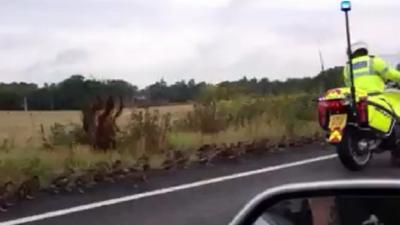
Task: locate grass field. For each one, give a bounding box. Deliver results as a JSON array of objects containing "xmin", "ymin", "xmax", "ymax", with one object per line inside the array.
[
  {"xmin": 0, "ymin": 105, "xmax": 194, "ymax": 184},
  {"xmin": 0, "ymin": 101, "xmax": 320, "ymax": 186},
  {"xmin": 0, "ymin": 104, "xmax": 194, "ymax": 147}
]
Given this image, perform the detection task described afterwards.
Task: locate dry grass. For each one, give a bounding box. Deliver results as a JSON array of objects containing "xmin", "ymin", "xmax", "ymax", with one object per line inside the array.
[
  {"xmin": 0, "ymin": 102, "xmax": 320, "ymax": 185},
  {"xmin": 0, "ymin": 105, "xmax": 193, "ymax": 184},
  {"xmin": 0, "ymin": 145, "xmax": 135, "ymax": 185},
  {"xmin": 0, "ymin": 104, "xmax": 193, "ymax": 147},
  {"xmin": 168, "ymin": 120, "xmax": 320, "ymax": 151}
]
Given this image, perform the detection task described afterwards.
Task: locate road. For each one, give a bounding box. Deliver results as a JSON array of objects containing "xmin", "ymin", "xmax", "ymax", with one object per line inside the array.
[{"xmin": 1, "ymin": 144, "xmax": 400, "ymax": 225}]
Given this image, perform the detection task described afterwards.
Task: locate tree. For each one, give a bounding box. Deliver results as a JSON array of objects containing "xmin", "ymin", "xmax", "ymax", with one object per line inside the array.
[
  {"xmin": 0, "ymin": 90, "xmax": 22, "ymax": 110},
  {"xmin": 0, "ymin": 67, "xmax": 344, "ymax": 110}
]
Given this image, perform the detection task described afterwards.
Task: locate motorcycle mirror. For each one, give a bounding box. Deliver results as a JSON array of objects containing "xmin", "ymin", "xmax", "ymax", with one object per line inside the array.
[{"xmin": 230, "ymin": 180, "xmax": 400, "ymax": 225}]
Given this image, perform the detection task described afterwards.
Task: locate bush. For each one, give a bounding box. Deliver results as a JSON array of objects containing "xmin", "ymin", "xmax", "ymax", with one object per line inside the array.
[
  {"xmin": 121, "ymin": 109, "xmax": 172, "ymax": 153},
  {"xmin": 174, "ymin": 94, "xmax": 317, "ymax": 138},
  {"xmin": 175, "ymin": 101, "xmax": 228, "ymax": 134}
]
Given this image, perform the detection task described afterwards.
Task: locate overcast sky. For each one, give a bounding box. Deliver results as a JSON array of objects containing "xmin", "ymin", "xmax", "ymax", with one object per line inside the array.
[{"xmin": 0, "ymin": 0, "xmax": 400, "ymax": 87}]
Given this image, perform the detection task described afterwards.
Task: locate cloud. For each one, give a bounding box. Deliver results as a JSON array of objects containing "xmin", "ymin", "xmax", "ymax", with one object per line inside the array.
[
  {"xmin": 0, "ymin": 0, "xmax": 399, "ymax": 87},
  {"xmin": 21, "ymin": 49, "xmax": 89, "ymax": 84},
  {"xmin": 53, "ymin": 49, "xmax": 89, "ymax": 65}
]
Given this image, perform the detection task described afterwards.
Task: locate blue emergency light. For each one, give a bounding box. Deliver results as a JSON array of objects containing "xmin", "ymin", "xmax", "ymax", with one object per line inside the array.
[{"xmin": 341, "ymin": 0, "xmax": 351, "ymax": 11}]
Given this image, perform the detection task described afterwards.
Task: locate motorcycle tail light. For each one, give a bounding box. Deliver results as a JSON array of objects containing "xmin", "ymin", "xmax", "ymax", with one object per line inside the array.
[
  {"xmin": 357, "ymin": 97, "xmax": 368, "ymax": 124},
  {"xmin": 317, "ymin": 100, "xmax": 329, "ymax": 129},
  {"xmin": 326, "ymin": 99, "xmax": 347, "ymax": 111},
  {"xmin": 317, "ymin": 99, "xmax": 348, "ymax": 129}
]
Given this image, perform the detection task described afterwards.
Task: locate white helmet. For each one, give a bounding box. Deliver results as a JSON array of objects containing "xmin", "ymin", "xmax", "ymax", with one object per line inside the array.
[{"xmin": 350, "ymin": 41, "xmax": 369, "ymax": 55}]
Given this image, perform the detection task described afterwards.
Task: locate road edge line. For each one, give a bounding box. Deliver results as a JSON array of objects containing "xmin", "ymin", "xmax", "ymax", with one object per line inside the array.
[{"xmin": 1, "ymin": 154, "xmax": 337, "ymax": 225}]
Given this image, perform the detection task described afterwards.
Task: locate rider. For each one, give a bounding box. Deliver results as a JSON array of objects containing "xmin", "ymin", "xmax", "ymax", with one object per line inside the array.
[{"xmin": 343, "ymin": 41, "xmax": 400, "ymax": 94}]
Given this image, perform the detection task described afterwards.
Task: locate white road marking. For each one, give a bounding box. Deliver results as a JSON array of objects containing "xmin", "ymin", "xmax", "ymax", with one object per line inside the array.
[{"xmin": 1, "ymin": 154, "xmax": 337, "ymax": 225}]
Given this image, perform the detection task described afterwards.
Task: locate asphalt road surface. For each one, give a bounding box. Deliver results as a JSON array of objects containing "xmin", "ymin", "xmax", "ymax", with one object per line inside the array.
[{"xmin": 2, "ymin": 144, "xmax": 400, "ymax": 225}]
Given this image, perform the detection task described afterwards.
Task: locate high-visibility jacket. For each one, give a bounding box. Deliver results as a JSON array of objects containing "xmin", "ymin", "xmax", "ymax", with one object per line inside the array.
[{"xmin": 343, "ymin": 55, "xmax": 400, "ymax": 93}]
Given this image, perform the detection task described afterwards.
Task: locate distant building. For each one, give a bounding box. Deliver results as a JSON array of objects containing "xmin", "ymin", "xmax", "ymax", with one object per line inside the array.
[{"xmin": 133, "ymin": 95, "xmax": 150, "ymax": 107}]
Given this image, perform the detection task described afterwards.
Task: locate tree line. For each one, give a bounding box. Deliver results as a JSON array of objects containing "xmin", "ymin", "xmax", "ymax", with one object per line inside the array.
[{"xmin": 0, "ymin": 66, "xmax": 343, "ymax": 110}]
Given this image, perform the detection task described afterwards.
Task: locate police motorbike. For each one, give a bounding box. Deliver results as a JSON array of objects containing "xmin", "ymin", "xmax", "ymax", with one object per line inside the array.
[
  {"xmin": 317, "ymin": 81, "xmax": 400, "ymax": 171},
  {"xmin": 316, "ymin": 0, "xmax": 400, "ymax": 171}
]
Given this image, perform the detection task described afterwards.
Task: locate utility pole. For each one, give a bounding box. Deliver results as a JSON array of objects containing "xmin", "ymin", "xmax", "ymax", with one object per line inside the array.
[
  {"xmin": 318, "ymin": 49, "xmax": 325, "ymax": 93},
  {"xmin": 318, "ymin": 50, "xmax": 325, "ymax": 72},
  {"xmin": 23, "ymin": 97, "xmax": 28, "ymax": 111}
]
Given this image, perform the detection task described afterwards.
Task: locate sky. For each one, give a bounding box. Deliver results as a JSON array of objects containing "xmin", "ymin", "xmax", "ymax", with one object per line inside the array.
[{"xmin": 0, "ymin": 0, "xmax": 400, "ymax": 87}]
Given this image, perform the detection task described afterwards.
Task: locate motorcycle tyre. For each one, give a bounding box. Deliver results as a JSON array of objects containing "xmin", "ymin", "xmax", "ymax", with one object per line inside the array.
[{"xmin": 337, "ymin": 129, "xmax": 372, "ymax": 171}]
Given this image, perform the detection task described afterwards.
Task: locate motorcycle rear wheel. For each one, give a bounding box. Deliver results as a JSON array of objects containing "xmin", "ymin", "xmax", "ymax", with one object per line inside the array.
[{"xmin": 336, "ymin": 129, "xmax": 372, "ymax": 171}]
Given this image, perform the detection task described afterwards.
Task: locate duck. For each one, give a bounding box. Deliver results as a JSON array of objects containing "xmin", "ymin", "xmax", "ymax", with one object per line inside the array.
[
  {"xmin": 173, "ymin": 151, "xmax": 188, "ymax": 169},
  {"xmin": 0, "ymin": 181, "xmax": 15, "ymax": 212},
  {"xmin": 17, "ymin": 176, "xmax": 40, "ymax": 200},
  {"xmin": 48, "ymin": 168, "xmax": 74, "ymax": 194},
  {"xmin": 92, "ymin": 162, "xmax": 115, "ymax": 183}
]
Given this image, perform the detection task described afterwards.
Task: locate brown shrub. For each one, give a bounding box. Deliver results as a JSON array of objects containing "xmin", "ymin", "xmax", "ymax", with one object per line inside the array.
[{"xmin": 82, "ymin": 96, "xmax": 124, "ymax": 150}]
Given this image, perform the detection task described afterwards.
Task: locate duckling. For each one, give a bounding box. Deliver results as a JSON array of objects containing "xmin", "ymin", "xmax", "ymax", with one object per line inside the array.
[
  {"xmin": 228, "ymin": 143, "xmax": 241, "ymax": 161},
  {"xmin": 197, "ymin": 144, "xmax": 219, "ymax": 165},
  {"xmin": 293, "ymin": 137, "xmax": 304, "ymax": 147},
  {"xmin": 110, "ymin": 160, "xmax": 130, "ymax": 180},
  {"xmin": 136, "ymin": 155, "xmax": 150, "ymax": 171},
  {"xmin": 174, "ymin": 150, "xmax": 188, "ymax": 169},
  {"xmin": 287, "ymin": 138, "xmax": 296, "ymax": 148},
  {"xmin": 313, "ymin": 132, "xmax": 322, "ymax": 142},
  {"xmin": 305, "ymin": 136, "xmax": 314, "ymax": 145},
  {"xmin": 93, "ymin": 162, "xmax": 114, "ymax": 183},
  {"xmin": 125, "ymin": 167, "xmax": 148, "ymax": 187},
  {"xmin": 258, "ymin": 139, "xmax": 271, "ymax": 154},
  {"xmin": 161, "ymin": 151, "xmax": 175, "ymax": 170},
  {"xmin": 197, "ymin": 149, "xmax": 209, "ymax": 165},
  {"xmin": 197, "ymin": 144, "xmax": 211, "ymax": 153},
  {"xmin": 244, "ymin": 141, "xmax": 257, "ymax": 154},
  {"xmin": 197, "ymin": 154, "xmax": 207, "ymax": 164},
  {"xmin": 48, "ymin": 168, "xmax": 74, "ymax": 194},
  {"xmin": 277, "ymin": 136, "xmax": 288, "ymax": 149},
  {"xmin": 218, "ymin": 143, "xmax": 235, "ymax": 160},
  {"xmin": 18, "ymin": 176, "xmax": 40, "ymax": 200},
  {"xmin": 161, "ymin": 159, "xmax": 174, "ymax": 170},
  {"xmin": 0, "ymin": 181, "xmax": 15, "ymax": 212},
  {"xmin": 234, "ymin": 141, "xmax": 246, "ymax": 156},
  {"xmin": 72, "ymin": 169, "xmax": 96, "ymax": 194}
]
